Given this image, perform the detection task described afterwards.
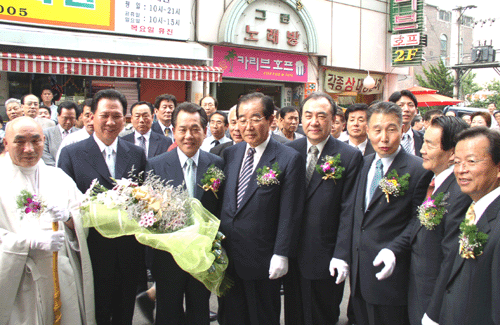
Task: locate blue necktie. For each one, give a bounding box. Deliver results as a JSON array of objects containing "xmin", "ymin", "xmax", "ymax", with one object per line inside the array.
[
  {"xmin": 185, "ymin": 158, "xmax": 195, "ymax": 197},
  {"xmin": 369, "ymin": 159, "xmax": 383, "ymax": 202}
]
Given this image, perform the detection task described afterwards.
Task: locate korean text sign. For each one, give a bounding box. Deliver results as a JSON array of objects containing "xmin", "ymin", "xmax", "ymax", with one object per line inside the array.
[
  {"xmin": 213, "ymin": 46, "xmax": 308, "ymax": 83},
  {"xmin": 0, "ymin": 0, "xmax": 189, "ymax": 41},
  {"xmin": 324, "ymin": 70, "xmax": 384, "ymax": 95}
]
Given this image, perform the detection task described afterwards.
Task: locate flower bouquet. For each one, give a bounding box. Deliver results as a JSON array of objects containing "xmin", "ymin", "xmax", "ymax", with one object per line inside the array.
[
  {"xmin": 80, "ymin": 173, "xmax": 231, "ymax": 296},
  {"xmin": 315, "ymin": 154, "xmax": 344, "ymax": 181},
  {"xmin": 417, "ymin": 192, "xmax": 449, "ymax": 230}
]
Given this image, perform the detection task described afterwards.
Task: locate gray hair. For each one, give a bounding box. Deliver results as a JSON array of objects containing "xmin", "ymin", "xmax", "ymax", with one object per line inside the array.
[{"xmin": 5, "ymin": 98, "xmax": 21, "ymax": 107}]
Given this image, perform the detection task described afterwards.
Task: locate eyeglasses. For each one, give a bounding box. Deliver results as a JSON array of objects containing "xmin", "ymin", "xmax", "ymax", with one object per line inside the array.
[
  {"xmin": 453, "ymin": 158, "xmax": 488, "ymax": 168},
  {"xmin": 238, "ymin": 116, "xmax": 265, "ymax": 127},
  {"xmin": 203, "ymin": 103, "xmax": 215, "ymax": 107}
]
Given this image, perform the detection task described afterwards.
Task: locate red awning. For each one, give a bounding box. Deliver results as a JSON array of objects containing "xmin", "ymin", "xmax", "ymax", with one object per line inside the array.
[
  {"xmin": 407, "ymin": 86, "xmax": 462, "ymax": 107},
  {"xmin": 0, "ymin": 52, "xmax": 223, "ymax": 83}
]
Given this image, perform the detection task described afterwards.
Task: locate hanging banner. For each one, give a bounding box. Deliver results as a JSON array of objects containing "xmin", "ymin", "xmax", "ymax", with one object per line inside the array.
[
  {"xmin": 213, "ymin": 45, "xmax": 308, "ymax": 83},
  {"xmin": 323, "ymin": 70, "xmax": 384, "ymax": 94},
  {"xmin": 0, "ymin": 0, "xmax": 190, "ymax": 40},
  {"xmin": 390, "ymin": 0, "xmax": 424, "ymax": 66}
]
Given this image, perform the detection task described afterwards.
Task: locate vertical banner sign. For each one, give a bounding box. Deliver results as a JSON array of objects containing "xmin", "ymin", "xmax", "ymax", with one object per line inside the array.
[
  {"xmin": 0, "ymin": 0, "xmax": 190, "ymax": 40},
  {"xmin": 390, "ymin": 0, "xmax": 424, "ymax": 66}
]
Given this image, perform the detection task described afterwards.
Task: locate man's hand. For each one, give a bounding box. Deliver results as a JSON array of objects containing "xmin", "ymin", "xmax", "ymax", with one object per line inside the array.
[
  {"xmin": 30, "ymin": 230, "xmax": 65, "ymax": 252},
  {"xmin": 269, "ymin": 255, "xmax": 289, "ymax": 279},
  {"xmin": 373, "ymin": 248, "xmax": 396, "ymax": 280},
  {"xmin": 329, "ymin": 258, "xmax": 349, "ymax": 284},
  {"xmin": 422, "ymin": 313, "xmax": 439, "ymax": 325}
]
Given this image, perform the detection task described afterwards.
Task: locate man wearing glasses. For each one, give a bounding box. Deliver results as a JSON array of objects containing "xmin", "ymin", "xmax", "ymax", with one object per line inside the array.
[
  {"xmin": 218, "ymin": 92, "xmax": 305, "ymax": 325},
  {"xmin": 20, "ymin": 94, "xmax": 56, "ymax": 129}
]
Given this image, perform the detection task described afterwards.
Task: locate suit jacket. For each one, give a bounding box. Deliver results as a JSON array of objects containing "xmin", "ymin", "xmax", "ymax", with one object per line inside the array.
[
  {"xmin": 34, "ymin": 116, "xmax": 56, "ymax": 129},
  {"xmin": 151, "ymin": 120, "xmax": 174, "ymax": 140},
  {"xmin": 220, "ymin": 137, "xmax": 306, "ymax": 280},
  {"xmin": 121, "ymin": 130, "xmax": 172, "ymax": 159},
  {"xmin": 42, "ymin": 126, "xmax": 78, "ymax": 166},
  {"xmin": 146, "ymin": 148, "xmax": 224, "ymax": 216},
  {"xmin": 439, "ymin": 195, "xmax": 500, "ymax": 325},
  {"xmin": 336, "ymin": 149, "xmax": 433, "ymax": 306},
  {"xmin": 413, "ymin": 129, "xmax": 423, "ymax": 157},
  {"xmin": 388, "ymin": 173, "xmax": 471, "ymax": 324},
  {"xmin": 343, "ymin": 138, "xmax": 375, "ymax": 156},
  {"xmin": 288, "ymin": 136, "xmax": 363, "ymax": 279}
]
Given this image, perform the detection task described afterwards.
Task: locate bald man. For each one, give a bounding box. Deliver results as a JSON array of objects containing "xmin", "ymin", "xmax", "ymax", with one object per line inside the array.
[{"xmin": 0, "ymin": 117, "xmax": 94, "ymax": 324}]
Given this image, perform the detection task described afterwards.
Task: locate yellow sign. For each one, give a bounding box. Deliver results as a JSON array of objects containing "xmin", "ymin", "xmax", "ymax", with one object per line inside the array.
[{"xmin": 0, "ymin": 0, "xmax": 113, "ymax": 30}]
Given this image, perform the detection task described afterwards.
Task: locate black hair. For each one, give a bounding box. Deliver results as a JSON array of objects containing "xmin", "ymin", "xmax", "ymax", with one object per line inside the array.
[
  {"xmin": 131, "ymin": 101, "xmax": 154, "ymax": 115},
  {"xmin": 209, "ymin": 111, "xmax": 228, "ymax": 125},
  {"xmin": 199, "ymin": 95, "xmax": 218, "ymax": 109},
  {"xmin": 91, "ymin": 89, "xmax": 127, "ymax": 115},
  {"xmin": 345, "ymin": 103, "xmax": 369, "ymax": 121},
  {"xmin": 430, "ymin": 116, "xmax": 469, "ymax": 151},
  {"xmin": 456, "ymin": 127, "xmax": 500, "ymax": 164},
  {"xmin": 388, "ymin": 90, "xmax": 419, "ymax": 108},
  {"xmin": 172, "ymin": 102, "xmax": 208, "ymax": 129},
  {"xmin": 154, "ymin": 94, "xmax": 177, "ymax": 109},
  {"xmin": 236, "ymin": 92, "xmax": 275, "ymax": 119},
  {"xmin": 300, "ymin": 92, "xmax": 337, "ymax": 117}
]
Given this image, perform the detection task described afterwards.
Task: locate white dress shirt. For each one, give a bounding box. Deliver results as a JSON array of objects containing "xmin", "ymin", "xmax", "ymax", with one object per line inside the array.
[
  {"xmin": 134, "ymin": 130, "xmax": 151, "ymax": 157},
  {"xmin": 365, "ymin": 147, "xmax": 401, "ymax": 207},
  {"xmin": 200, "ymin": 135, "xmax": 231, "ymax": 152},
  {"xmin": 177, "ymin": 148, "xmax": 200, "ymax": 186},
  {"xmin": 432, "ymin": 165, "xmax": 454, "ymax": 195},
  {"xmin": 472, "ymin": 186, "xmax": 500, "ymax": 224},
  {"xmin": 348, "ymin": 138, "xmax": 368, "ymax": 155}
]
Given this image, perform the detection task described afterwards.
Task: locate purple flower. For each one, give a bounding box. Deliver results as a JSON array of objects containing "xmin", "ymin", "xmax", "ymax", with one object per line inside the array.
[
  {"xmin": 321, "ymin": 163, "xmax": 332, "ymax": 173},
  {"xmin": 212, "ymin": 179, "xmax": 221, "ymax": 191},
  {"xmin": 24, "ymin": 197, "xmax": 41, "ymax": 214}
]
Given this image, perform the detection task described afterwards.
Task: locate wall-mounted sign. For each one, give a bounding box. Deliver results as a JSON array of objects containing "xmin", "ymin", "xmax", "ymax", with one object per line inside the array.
[
  {"xmin": 324, "ymin": 70, "xmax": 384, "ymax": 95},
  {"xmin": 390, "ymin": 0, "xmax": 423, "ymax": 66},
  {"xmin": 213, "ymin": 45, "xmax": 308, "ymax": 83},
  {"xmin": 233, "ymin": 0, "xmax": 308, "ymax": 53},
  {"xmin": 304, "ymin": 82, "xmax": 317, "ymax": 98},
  {"xmin": 0, "ymin": 0, "xmax": 190, "ymax": 40}
]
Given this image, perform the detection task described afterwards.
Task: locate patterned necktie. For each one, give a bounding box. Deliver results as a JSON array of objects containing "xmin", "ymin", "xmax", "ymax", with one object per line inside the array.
[
  {"xmin": 401, "ymin": 133, "xmax": 412, "ymax": 154},
  {"xmin": 164, "ymin": 127, "xmax": 170, "ymax": 137},
  {"xmin": 306, "ymin": 145, "xmax": 319, "ymax": 186},
  {"xmin": 105, "ymin": 147, "xmax": 115, "ymax": 178},
  {"xmin": 369, "ymin": 159, "xmax": 384, "ymax": 202},
  {"xmin": 465, "ymin": 203, "xmax": 476, "ymax": 224},
  {"xmin": 237, "ymin": 148, "xmax": 256, "ymax": 208},
  {"xmin": 138, "ymin": 135, "xmax": 147, "ymax": 151},
  {"xmin": 426, "ymin": 178, "xmax": 435, "ymax": 198},
  {"xmin": 185, "ymin": 158, "xmax": 195, "ymax": 197}
]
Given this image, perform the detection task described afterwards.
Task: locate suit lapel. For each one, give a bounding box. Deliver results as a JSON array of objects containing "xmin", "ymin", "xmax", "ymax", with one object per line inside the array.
[
  {"xmin": 148, "ymin": 133, "xmax": 160, "ymax": 158},
  {"xmin": 165, "ymin": 148, "xmax": 186, "ymax": 189},
  {"xmin": 115, "ymin": 139, "xmax": 133, "ymax": 179},
  {"xmin": 236, "ymin": 139, "xmax": 277, "ymax": 214},
  {"xmin": 307, "ymin": 137, "xmax": 335, "ymax": 199},
  {"xmin": 195, "ymin": 150, "xmax": 209, "ymax": 200},
  {"xmin": 367, "ymin": 150, "xmax": 408, "ymax": 210},
  {"xmin": 360, "ymin": 155, "xmax": 375, "ymax": 211},
  {"xmin": 447, "ymin": 195, "xmax": 500, "ymax": 286},
  {"xmin": 83, "ymin": 137, "xmax": 113, "ymax": 185},
  {"xmin": 227, "ymin": 144, "xmax": 246, "ymax": 214}
]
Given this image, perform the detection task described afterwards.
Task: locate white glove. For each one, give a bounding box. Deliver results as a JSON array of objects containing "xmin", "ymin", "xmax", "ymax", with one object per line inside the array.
[
  {"xmin": 30, "ymin": 230, "xmax": 65, "ymax": 252},
  {"xmin": 373, "ymin": 248, "xmax": 396, "ymax": 280},
  {"xmin": 46, "ymin": 205, "xmax": 71, "ymax": 223},
  {"xmin": 422, "ymin": 313, "xmax": 439, "ymax": 325},
  {"xmin": 329, "ymin": 257, "xmax": 349, "ymax": 284},
  {"xmin": 269, "ymin": 255, "xmax": 289, "ymax": 279}
]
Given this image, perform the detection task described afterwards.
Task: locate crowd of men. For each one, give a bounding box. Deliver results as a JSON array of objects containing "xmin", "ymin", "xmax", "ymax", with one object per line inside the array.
[{"xmin": 1, "ymin": 86, "xmax": 500, "ymax": 325}]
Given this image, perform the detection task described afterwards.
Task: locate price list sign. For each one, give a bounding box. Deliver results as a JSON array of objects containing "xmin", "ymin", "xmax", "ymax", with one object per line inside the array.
[
  {"xmin": 115, "ymin": 0, "xmax": 190, "ymax": 40},
  {"xmin": 0, "ymin": 0, "xmax": 190, "ymax": 41}
]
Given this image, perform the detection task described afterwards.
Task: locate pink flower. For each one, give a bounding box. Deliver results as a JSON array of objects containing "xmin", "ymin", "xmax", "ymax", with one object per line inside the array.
[
  {"xmin": 321, "ymin": 163, "xmax": 331, "ymax": 173},
  {"xmin": 423, "ymin": 198, "xmax": 436, "ymax": 209},
  {"xmin": 212, "ymin": 179, "xmax": 221, "ymax": 191}
]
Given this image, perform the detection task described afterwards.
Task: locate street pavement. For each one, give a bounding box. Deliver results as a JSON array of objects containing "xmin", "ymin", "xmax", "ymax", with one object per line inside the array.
[{"xmin": 133, "ymin": 281, "xmax": 351, "ymax": 325}]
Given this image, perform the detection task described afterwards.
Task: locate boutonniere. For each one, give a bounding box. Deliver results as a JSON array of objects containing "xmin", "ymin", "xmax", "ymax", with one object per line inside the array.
[
  {"xmin": 378, "ymin": 170, "xmax": 410, "ymax": 203},
  {"xmin": 417, "ymin": 192, "xmax": 450, "ymax": 230},
  {"xmin": 16, "ymin": 190, "xmax": 46, "ymax": 219},
  {"xmin": 459, "ymin": 219, "xmax": 488, "ymax": 259},
  {"xmin": 256, "ymin": 162, "xmax": 281, "ymax": 186},
  {"xmin": 200, "ymin": 165, "xmax": 225, "ymax": 199},
  {"xmin": 315, "ymin": 154, "xmax": 345, "ymax": 182}
]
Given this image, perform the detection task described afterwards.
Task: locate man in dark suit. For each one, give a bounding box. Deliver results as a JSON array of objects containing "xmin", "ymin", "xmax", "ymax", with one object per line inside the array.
[
  {"xmin": 146, "ymin": 102, "xmax": 223, "ymax": 325},
  {"xmin": 437, "ymin": 127, "xmax": 500, "ymax": 325},
  {"xmin": 331, "ymin": 101, "xmax": 433, "ymax": 325},
  {"xmin": 218, "ymin": 92, "xmax": 305, "ymax": 325},
  {"xmin": 389, "ymin": 90, "xmax": 423, "ymax": 157},
  {"xmin": 121, "ymin": 101, "xmax": 172, "ymax": 158},
  {"xmin": 58, "ymin": 89, "xmax": 147, "ymax": 325},
  {"xmin": 374, "ymin": 116, "xmax": 471, "ymax": 325},
  {"xmin": 344, "ymin": 103, "xmax": 375, "ymax": 156},
  {"xmin": 151, "ymin": 94, "xmax": 177, "ymax": 141},
  {"xmin": 287, "ymin": 93, "xmax": 363, "ymax": 324},
  {"xmin": 42, "ymin": 100, "xmax": 79, "ymax": 166}
]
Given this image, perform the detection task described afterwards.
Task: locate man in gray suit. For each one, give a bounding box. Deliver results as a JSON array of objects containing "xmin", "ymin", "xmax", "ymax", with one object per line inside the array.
[{"xmin": 42, "ymin": 101, "xmax": 79, "ymax": 166}]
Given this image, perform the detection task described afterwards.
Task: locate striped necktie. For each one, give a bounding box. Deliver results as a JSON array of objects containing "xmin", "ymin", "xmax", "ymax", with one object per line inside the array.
[
  {"xmin": 368, "ymin": 159, "xmax": 383, "ymax": 203},
  {"xmin": 401, "ymin": 133, "xmax": 412, "ymax": 153},
  {"xmin": 237, "ymin": 148, "xmax": 256, "ymax": 208}
]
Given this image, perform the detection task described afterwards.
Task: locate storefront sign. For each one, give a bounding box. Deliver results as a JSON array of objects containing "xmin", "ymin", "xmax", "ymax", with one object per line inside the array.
[
  {"xmin": 390, "ymin": 0, "xmax": 424, "ymax": 66},
  {"xmin": 0, "ymin": 0, "xmax": 190, "ymax": 40},
  {"xmin": 213, "ymin": 46, "xmax": 308, "ymax": 83},
  {"xmin": 324, "ymin": 70, "xmax": 384, "ymax": 94}
]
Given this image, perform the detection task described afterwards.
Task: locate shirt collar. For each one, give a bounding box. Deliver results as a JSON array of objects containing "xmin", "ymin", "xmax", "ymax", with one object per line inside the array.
[
  {"xmin": 433, "ymin": 165, "xmax": 454, "ymax": 193},
  {"xmin": 134, "ymin": 129, "xmax": 151, "ymax": 141},
  {"xmin": 93, "ymin": 133, "xmax": 118, "ymax": 153},
  {"xmin": 403, "ymin": 127, "xmax": 414, "ymax": 139},
  {"xmin": 158, "ymin": 120, "xmax": 172, "ymax": 132},
  {"xmin": 58, "ymin": 124, "xmax": 68, "ymax": 135},
  {"xmin": 473, "ymin": 186, "xmax": 500, "ymax": 222},
  {"xmin": 307, "ymin": 136, "xmax": 329, "ymax": 157},
  {"xmin": 177, "ymin": 148, "xmax": 200, "ymax": 168},
  {"xmin": 375, "ymin": 147, "xmax": 401, "ymax": 170},
  {"xmin": 246, "ymin": 134, "xmax": 271, "ymax": 156}
]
